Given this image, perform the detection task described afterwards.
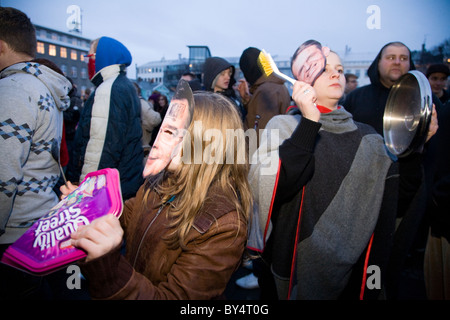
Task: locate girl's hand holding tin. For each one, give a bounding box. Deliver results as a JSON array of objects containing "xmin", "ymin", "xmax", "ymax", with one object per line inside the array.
[{"xmin": 71, "ymin": 214, "xmax": 123, "ymax": 262}]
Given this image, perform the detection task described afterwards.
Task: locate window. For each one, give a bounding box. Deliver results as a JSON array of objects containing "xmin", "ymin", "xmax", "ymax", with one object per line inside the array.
[
  {"xmin": 61, "ymin": 65, "xmax": 67, "ymax": 75},
  {"xmin": 80, "ymin": 67, "xmax": 87, "ymax": 79},
  {"xmin": 60, "ymin": 47, "xmax": 67, "ymax": 58},
  {"xmin": 49, "ymin": 44, "xmax": 56, "ymax": 56},
  {"xmin": 71, "ymin": 49, "xmax": 77, "ymax": 60},
  {"xmin": 37, "ymin": 42, "xmax": 45, "ymax": 54},
  {"xmin": 71, "ymin": 66, "xmax": 77, "ymax": 78}
]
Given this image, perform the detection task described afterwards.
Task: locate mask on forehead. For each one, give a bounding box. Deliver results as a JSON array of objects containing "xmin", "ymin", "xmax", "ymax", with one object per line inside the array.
[
  {"xmin": 143, "ymin": 80, "xmax": 194, "ymax": 178},
  {"xmin": 291, "ymin": 40, "xmax": 330, "ymax": 85}
]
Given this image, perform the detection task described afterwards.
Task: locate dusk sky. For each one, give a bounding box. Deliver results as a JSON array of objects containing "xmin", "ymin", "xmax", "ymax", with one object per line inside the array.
[{"xmin": 2, "ymin": 0, "xmax": 449, "ymax": 78}]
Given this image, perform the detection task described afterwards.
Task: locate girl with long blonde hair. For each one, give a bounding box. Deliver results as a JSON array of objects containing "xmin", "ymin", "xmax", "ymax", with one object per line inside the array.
[{"xmin": 66, "ymin": 91, "xmax": 252, "ymax": 299}]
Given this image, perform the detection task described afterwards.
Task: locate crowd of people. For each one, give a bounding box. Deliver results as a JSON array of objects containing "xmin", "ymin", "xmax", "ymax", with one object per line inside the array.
[{"xmin": 0, "ymin": 7, "xmax": 449, "ymax": 300}]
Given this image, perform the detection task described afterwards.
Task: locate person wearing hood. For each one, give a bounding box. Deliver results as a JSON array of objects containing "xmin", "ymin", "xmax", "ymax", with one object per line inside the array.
[
  {"xmin": 238, "ymin": 47, "xmax": 291, "ymax": 142},
  {"xmin": 344, "ymin": 41, "xmax": 440, "ymax": 299},
  {"xmin": 0, "ymin": 7, "xmax": 72, "ymax": 298},
  {"xmin": 344, "ymin": 41, "xmax": 440, "ymax": 135},
  {"xmin": 65, "ymin": 36, "xmax": 144, "ymax": 201},
  {"xmin": 203, "ymin": 56, "xmax": 246, "ymax": 121}
]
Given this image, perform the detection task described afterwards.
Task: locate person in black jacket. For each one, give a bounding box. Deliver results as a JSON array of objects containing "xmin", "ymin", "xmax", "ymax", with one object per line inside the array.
[
  {"xmin": 203, "ymin": 56, "xmax": 246, "ymax": 122},
  {"xmin": 424, "ymin": 99, "xmax": 450, "ymax": 299},
  {"xmin": 343, "ymin": 41, "xmax": 440, "ymax": 299},
  {"xmin": 426, "ymin": 63, "xmax": 450, "ymax": 105}
]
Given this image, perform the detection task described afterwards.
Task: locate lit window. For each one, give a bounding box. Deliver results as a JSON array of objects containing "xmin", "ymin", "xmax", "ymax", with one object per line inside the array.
[
  {"xmin": 71, "ymin": 49, "xmax": 77, "ymax": 60},
  {"xmin": 60, "ymin": 47, "xmax": 67, "ymax": 58},
  {"xmin": 49, "ymin": 45, "xmax": 56, "ymax": 56},
  {"xmin": 37, "ymin": 42, "xmax": 45, "ymax": 54}
]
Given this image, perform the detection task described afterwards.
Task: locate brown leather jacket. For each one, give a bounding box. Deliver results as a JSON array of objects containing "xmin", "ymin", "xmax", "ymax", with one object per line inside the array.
[
  {"xmin": 244, "ymin": 73, "xmax": 291, "ymax": 134},
  {"xmin": 79, "ymin": 183, "xmax": 247, "ymax": 299}
]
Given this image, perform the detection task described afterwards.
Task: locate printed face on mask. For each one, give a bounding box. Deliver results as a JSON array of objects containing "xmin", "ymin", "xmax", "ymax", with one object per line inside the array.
[
  {"xmin": 143, "ymin": 98, "xmax": 191, "ymax": 177},
  {"xmin": 291, "ymin": 41, "xmax": 330, "ymax": 85}
]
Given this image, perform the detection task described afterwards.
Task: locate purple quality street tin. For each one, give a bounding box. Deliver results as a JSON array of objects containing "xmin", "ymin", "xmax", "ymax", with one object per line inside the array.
[{"xmin": 1, "ymin": 168, "xmax": 123, "ymax": 275}]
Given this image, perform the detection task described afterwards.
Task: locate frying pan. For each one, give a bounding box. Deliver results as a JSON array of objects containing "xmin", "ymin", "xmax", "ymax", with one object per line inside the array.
[{"xmin": 383, "ymin": 70, "xmax": 432, "ymax": 157}]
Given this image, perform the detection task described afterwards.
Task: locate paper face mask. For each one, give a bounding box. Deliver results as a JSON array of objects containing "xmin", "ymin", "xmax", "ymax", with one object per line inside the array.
[
  {"xmin": 291, "ymin": 40, "xmax": 330, "ymax": 85},
  {"xmin": 143, "ymin": 80, "xmax": 194, "ymax": 177}
]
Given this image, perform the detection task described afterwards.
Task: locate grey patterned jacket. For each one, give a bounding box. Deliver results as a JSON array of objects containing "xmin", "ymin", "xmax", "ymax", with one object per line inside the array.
[{"xmin": 0, "ymin": 62, "xmax": 70, "ymax": 244}]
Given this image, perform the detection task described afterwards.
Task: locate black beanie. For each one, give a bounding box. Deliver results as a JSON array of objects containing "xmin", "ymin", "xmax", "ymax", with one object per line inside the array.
[
  {"xmin": 239, "ymin": 47, "xmax": 263, "ymax": 86},
  {"xmin": 426, "ymin": 63, "xmax": 450, "ymax": 78}
]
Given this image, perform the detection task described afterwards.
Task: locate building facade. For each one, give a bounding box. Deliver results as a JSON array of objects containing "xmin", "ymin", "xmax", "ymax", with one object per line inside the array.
[
  {"xmin": 135, "ymin": 46, "xmax": 376, "ymax": 100},
  {"xmin": 136, "ymin": 46, "xmax": 212, "ymax": 99},
  {"xmin": 34, "ymin": 24, "xmax": 92, "ymax": 97}
]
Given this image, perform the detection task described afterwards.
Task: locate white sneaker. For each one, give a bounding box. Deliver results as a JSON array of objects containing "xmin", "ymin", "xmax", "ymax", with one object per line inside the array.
[{"xmin": 235, "ymin": 273, "xmax": 259, "ymax": 289}]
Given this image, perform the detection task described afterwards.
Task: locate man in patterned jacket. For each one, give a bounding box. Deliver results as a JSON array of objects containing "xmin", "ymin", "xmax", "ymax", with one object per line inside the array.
[{"xmin": 0, "ymin": 7, "xmax": 71, "ymax": 298}]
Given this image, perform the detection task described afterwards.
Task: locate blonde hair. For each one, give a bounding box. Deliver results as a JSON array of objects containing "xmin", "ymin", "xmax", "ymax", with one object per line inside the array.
[{"xmin": 144, "ymin": 91, "xmax": 252, "ymax": 249}]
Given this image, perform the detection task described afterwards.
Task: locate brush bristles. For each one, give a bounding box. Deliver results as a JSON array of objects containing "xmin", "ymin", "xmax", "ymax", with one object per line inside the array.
[
  {"xmin": 258, "ymin": 50, "xmax": 274, "ymax": 77},
  {"xmin": 258, "ymin": 49, "xmax": 296, "ymax": 85}
]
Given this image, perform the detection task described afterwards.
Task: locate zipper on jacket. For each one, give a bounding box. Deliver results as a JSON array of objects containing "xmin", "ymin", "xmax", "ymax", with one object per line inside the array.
[{"xmin": 132, "ymin": 195, "xmax": 175, "ymax": 268}]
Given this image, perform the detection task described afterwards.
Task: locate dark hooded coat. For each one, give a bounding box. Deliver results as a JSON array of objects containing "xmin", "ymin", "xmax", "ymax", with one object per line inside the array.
[
  {"xmin": 343, "ymin": 42, "xmax": 442, "ymax": 299},
  {"xmin": 343, "ymin": 42, "xmax": 417, "ymax": 135},
  {"xmin": 203, "ymin": 57, "xmax": 245, "ymax": 120}
]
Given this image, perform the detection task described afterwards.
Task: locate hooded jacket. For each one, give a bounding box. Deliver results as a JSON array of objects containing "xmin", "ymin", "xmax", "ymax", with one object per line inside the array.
[
  {"xmin": 0, "ymin": 62, "xmax": 71, "ymax": 243},
  {"xmin": 203, "ymin": 57, "xmax": 236, "ymax": 93},
  {"xmin": 203, "ymin": 57, "xmax": 245, "ymax": 119},
  {"xmin": 343, "ymin": 42, "xmax": 416, "ymax": 135},
  {"xmin": 343, "ymin": 42, "xmax": 443, "ymax": 299},
  {"xmin": 66, "ymin": 37, "xmax": 144, "ymax": 200}
]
